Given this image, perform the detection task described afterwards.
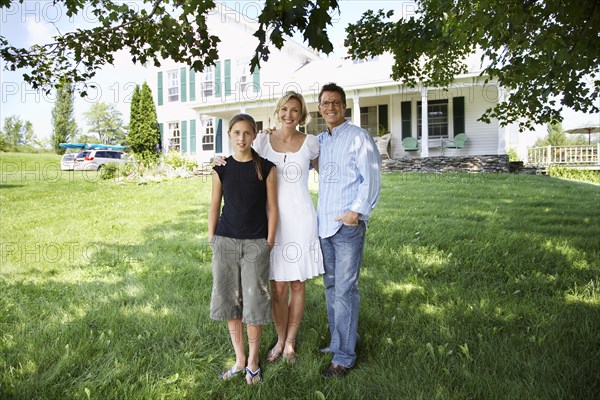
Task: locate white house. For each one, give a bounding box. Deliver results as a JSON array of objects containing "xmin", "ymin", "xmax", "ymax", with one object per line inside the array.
[{"xmin": 150, "ymin": 6, "xmax": 517, "ymax": 164}]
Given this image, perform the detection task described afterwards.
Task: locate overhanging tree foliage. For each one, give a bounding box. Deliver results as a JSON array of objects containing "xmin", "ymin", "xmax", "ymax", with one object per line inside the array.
[
  {"xmin": 0, "ymin": 0, "xmax": 338, "ymax": 93},
  {"xmin": 2, "ymin": 0, "xmax": 597, "ymax": 129},
  {"xmin": 345, "ymin": 0, "xmax": 600, "ymax": 130}
]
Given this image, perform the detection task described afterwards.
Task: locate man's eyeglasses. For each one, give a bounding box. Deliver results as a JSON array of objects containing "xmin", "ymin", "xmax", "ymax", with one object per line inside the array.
[{"xmin": 319, "ymin": 100, "xmax": 343, "ymax": 108}]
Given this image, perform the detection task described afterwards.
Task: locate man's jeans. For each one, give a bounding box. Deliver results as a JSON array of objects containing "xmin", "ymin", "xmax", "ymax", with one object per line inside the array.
[{"xmin": 319, "ymin": 221, "xmax": 366, "ymax": 368}]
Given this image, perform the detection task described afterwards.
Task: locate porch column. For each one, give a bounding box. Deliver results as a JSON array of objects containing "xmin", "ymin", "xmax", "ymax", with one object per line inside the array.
[
  {"xmin": 497, "ymin": 87, "xmax": 508, "ymax": 155},
  {"xmin": 352, "ymin": 94, "xmax": 361, "ymax": 128},
  {"xmin": 420, "ymin": 88, "xmax": 429, "ymax": 158},
  {"xmin": 195, "ymin": 112, "xmax": 203, "ymax": 156}
]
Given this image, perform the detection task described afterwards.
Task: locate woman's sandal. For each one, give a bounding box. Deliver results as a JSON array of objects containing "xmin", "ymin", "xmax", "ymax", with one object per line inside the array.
[
  {"xmin": 220, "ymin": 365, "xmax": 245, "ymax": 381},
  {"xmin": 245, "ymin": 367, "xmax": 262, "ymax": 384},
  {"xmin": 267, "ymin": 347, "xmax": 283, "ymax": 362}
]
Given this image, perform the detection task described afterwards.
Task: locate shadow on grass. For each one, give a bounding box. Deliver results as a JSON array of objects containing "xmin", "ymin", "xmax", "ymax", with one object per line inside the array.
[
  {"xmin": 2, "ymin": 173, "xmax": 599, "ymax": 399},
  {"xmin": 1, "ymin": 207, "xmax": 224, "ymax": 399},
  {"xmin": 353, "ymin": 174, "xmax": 600, "ymax": 399},
  {"xmin": 1, "ymin": 205, "xmax": 335, "ymax": 399}
]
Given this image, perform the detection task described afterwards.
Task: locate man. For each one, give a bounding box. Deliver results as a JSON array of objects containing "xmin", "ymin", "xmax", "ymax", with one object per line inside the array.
[{"xmin": 316, "ymin": 82, "xmax": 382, "ymax": 378}]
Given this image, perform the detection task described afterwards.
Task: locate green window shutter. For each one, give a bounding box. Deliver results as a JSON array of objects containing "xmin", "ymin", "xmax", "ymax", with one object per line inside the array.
[
  {"xmin": 216, "ymin": 119, "xmax": 223, "ymax": 153},
  {"xmin": 180, "ymin": 67, "xmax": 187, "ymax": 102},
  {"xmin": 189, "ymin": 119, "xmax": 196, "ymax": 155},
  {"xmin": 157, "ymin": 72, "xmax": 163, "ymax": 106},
  {"xmin": 453, "ymin": 96, "xmax": 465, "ymax": 135},
  {"xmin": 215, "ymin": 61, "xmax": 222, "ymax": 97},
  {"xmin": 252, "ymin": 67, "xmax": 260, "ymax": 93},
  {"xmin": 189, "ymin": 68, "xmax": 196, "ymax": 101},
  {"xmin": 224, "ymin": 59, "xmax": 231, "ymax": 96},
  {"xmin": 401, "ymin": 101, "xmax": 412, "ymax": 139},
  {"xmin": 159, "ymin": 123, "xmax": 164, "ymax": 146},
  {"xmin": 181, "ymin": 120, "xmax": 188, "ymax": 153}
]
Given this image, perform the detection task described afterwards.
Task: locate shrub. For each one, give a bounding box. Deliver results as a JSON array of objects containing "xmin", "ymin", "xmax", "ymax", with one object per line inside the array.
[
  {"xmin": 163, "ymin": 151, "xmax": 197, "ymax": 172},
  {"xmin": 119, "ymin": 162, "xmax": 139, "ymax": 179},
  {"xmin": 548, "ymin": 166, "xmax": 600, "ymax": 184},
  {"xmin": 100, "ymin": 162, "xmax": 120, "ymax": 180}
]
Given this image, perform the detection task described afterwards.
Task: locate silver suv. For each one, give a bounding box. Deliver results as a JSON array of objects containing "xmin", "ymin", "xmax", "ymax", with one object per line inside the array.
[{"xmin": 73, "ymin": 150, "xmax": 129, "ymax": 171}]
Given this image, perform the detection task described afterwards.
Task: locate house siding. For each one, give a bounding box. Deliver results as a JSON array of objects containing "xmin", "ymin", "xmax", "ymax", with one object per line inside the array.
[{"xmin": 149, "ymin": 7, "xmax": 508, "ymax": 162}]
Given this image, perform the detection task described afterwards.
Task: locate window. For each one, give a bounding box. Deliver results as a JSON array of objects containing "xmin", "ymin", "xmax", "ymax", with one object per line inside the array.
[
  {"xmin": 202, "ymin": 118, "xmax": 215, "ymax": 151},
  {"xmin": 203, "ymin": 67, "xmax": 214, "ymax": 98},
  {"xmin": 240, "ymin": 69, "xmax": 250, "ymax": 93},
  {"xmin": 360, "ymin": 106, "xmax": 378, "ymax": 136},
  {"xmin": 167, "ymin": 70, "xmax": 179, "ymax": 102},
  {"xmin": 306, "ymin": 109, "xmax": 352, "ymax": 135},
  {"xmin": 417, "ymin": 100, "xmax": 448, "ymax": 138},
  {"xmin": 168, "ymin": 122, "xmax": 181, "ymax": 151},
  {"xmin": 237, "ymin": 59, "xmax": 251, "ymax": 94}
]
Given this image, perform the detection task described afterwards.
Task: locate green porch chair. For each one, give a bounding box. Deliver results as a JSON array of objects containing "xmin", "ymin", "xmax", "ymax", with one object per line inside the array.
[
  {"xmin": 402, "ymin": 137, "xmax": 419, "ymax": 151},
  {"xmin": 442, "ymin": 133, "xmax": 467, "ymax": 154}
]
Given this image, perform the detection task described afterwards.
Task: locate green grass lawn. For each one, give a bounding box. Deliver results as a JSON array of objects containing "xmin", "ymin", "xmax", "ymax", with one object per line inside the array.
[{"xmin": 1, "ymin": 152, "xmax": 599, "ymax": 400}]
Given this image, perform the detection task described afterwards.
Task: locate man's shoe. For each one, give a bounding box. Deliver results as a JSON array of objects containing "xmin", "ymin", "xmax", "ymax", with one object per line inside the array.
[{"xmin": 322, "ymin": 363, "xmax": 350, "ymax": 378}]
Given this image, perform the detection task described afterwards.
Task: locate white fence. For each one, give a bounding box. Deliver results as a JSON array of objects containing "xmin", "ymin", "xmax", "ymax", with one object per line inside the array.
[{"xmin": 527, "ymin": 144, "xmax": 600, "ymax": 167}]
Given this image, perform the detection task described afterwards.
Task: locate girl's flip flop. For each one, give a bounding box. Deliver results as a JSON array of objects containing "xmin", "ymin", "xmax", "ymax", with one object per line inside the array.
[
  {"xmin": 220, "ymin": 365, "xmax": 244, "ymax": 380},
  {"xmin": 245, "ymin": 367, "xmax": 262, "ymax": 384}
]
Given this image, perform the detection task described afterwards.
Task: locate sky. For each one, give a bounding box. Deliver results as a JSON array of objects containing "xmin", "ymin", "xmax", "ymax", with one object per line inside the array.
[{"xmin": 1, "ymin": 0, "xmax": 598, "ymax": 147}]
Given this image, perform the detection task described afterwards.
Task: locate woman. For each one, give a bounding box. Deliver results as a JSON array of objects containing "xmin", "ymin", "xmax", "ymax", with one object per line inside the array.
[{"xmin": 254, "ymin": 92, "xmax": 324, "ymax": 363}]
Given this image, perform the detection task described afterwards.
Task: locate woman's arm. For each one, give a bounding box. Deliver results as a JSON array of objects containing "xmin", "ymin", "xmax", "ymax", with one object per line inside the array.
[
  {"xmin": 265, "ymin": 166, "xmax": 278, "ymax": 248},
  {"xmin": 208, "ymin": 172, "xmax": 223, "ymax": 241},
  {"xmin": 310, "ymin": 157, "xmax": 319, "ymax": 173}
]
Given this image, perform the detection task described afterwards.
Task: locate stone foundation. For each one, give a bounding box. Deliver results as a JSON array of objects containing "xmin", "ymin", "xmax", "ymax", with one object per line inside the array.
[{"xmin": 382, "ymin": 155, "xmax": 511, "ymax": 173}]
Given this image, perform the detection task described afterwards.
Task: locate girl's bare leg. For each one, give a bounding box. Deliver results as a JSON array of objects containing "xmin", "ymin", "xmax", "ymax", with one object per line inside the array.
[
  {"xmin": 227, "ymin": 319, "xmax": 246, "ymax": 370},
  {"xmin": 246, "ymin": 324, "xmax": 263, "ymax": 372}
]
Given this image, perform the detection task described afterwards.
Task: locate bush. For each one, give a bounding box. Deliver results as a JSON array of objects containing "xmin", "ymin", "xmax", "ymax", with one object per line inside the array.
[
  {"xmin": 548, "ymin": 166, "xmax": 600, "ymax": 184},
  {"xmin": 163, "ymin": 151, "xmax": 197, "ymax": 172},
  {"xmin": 118, "ymin": 162, "xmax": 139, "ymax": 178},
  {"xmin": 100, "ymin": 162, "xmax": 120, "ymax": 180}
]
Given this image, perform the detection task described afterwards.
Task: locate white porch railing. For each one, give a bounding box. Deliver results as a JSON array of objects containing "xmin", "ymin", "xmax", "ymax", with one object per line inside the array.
[{"xmin": 526, "ymin": 144, "xmax": 600, "ymax": 166}]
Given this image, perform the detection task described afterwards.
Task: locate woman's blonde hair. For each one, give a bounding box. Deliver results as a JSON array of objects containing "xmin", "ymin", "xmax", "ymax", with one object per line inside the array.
[
  {"xmin": 273, "ymin": 91, "xmax": 311, "ymax": 126},
  {"xmin": 228, "ymin": 113, "xmax": 264, "ymax": 181}
]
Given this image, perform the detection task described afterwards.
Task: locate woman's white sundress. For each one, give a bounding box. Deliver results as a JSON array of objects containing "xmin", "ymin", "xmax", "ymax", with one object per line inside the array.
[{"xmin": 253, "ymin": 133, "xmax": 324, "ymax": 282}]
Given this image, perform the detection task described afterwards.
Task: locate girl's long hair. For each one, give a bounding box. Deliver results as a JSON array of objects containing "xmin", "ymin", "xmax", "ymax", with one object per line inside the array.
[{"xmin": 228, "ymin": 113, "xmax": 264, "ymax": 181}]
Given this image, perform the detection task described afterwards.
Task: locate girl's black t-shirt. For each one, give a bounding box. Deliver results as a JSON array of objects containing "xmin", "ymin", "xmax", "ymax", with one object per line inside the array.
[{"xmin": 214, "ymin": 156, "xmax": 275, "ymax": 239}]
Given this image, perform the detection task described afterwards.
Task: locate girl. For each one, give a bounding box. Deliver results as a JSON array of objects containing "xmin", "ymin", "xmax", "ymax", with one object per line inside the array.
[{"xmin": 208, "ymin": 113, "xmax": 278, "ymax": 385}]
